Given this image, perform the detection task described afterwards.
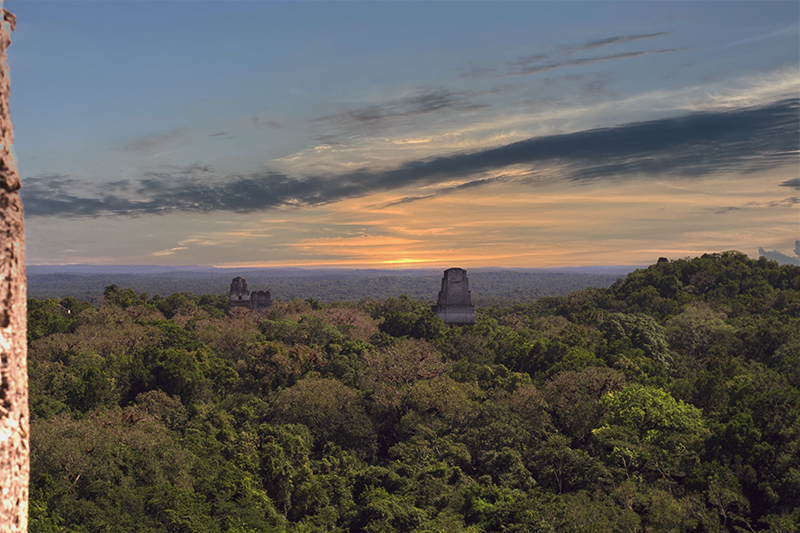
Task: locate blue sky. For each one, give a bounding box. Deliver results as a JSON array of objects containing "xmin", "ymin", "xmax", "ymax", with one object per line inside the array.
[{"xmin": 8, "ymin": 0, "xmax": 800, "ymax": 267}]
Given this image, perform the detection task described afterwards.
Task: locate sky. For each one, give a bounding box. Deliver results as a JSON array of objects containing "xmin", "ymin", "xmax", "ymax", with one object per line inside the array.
[{"xmin": 8, "ymin": 0, "xmax": 800, "ymax": 268}]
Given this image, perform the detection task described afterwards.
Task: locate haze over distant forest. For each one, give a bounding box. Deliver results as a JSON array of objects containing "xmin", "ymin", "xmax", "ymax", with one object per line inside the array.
[{"xmin": 26, "ymin": 265, "xmax": 639, "ymax": 305}]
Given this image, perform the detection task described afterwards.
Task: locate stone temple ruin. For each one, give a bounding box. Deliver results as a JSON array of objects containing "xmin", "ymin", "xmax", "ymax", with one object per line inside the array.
[
  {"xmin": 432, "ymin": 268, "xmax": 476, "ymax": 324},
  {"xmin": 227, "ymin": 277, "xmax": 272, "ymax": 313}
]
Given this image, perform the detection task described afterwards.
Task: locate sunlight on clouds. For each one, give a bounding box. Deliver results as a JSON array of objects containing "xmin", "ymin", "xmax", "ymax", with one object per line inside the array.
[
  {"xmin": 392, "ymin": 137, "xmax": 433, "ymax": 145},
  {"xmin": 289, "ymin": 235, "xmax": 432, "ymax": 266},
  {"xmin": 151, "ymin": 246, "xmax": 187, "ymax": 257},
  {"xmin": 150, "ymin": 230, "xmax": 276, "ymax": 257},
  {"xmin": 386, "ymin": 226, "xmax": 455, "ymax": 237},
  {"xmin": 246, "ymin": 167, "xmax": 799, "ymax": 268},
  {"xmin": 382, "ymin": 258, "xmax": 435, "ymax": 265},
  {"xmin": 26, "ymin": 165, "xmax": 797, "ymax": 269},
  {"xmin": 266, "ymin": 67, "xmax": 799, "ymax": 180},
  {"xmin": 702, "ymin": 68, "xmax": 800, "ymax": 110},
  {"xmin": 16, "ymin": 2, "xmax": 798, "ymax": 271},
  {"xmin": 292, "ymin": 235, "xmax": 422, "ymax": 249}
]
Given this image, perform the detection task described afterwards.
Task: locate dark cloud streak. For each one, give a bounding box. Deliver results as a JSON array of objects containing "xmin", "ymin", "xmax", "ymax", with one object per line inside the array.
[
  {"xmin": 780, "ymin": 178, "xmax": 800, "ymax": 189},
  {"xmin": 715, "ymin": 197, "xmax": 799, "ymax": 214},
  {"xmin": 463, "ymin": 31, "xmax": 674, "ymax": 78},
  {"xmin": 380, "ymin": 177, "xmax": 505, "ymax": 208},
  {"xmin": 123, "ymin": 128, "xmax": 186, "ymax": 153},
  {"xmin": 509, "ymin": 48, "xmax": 688, "ymax": 76},
  {"xmin": 22, "ymin": 98, "xmax": 799, "ymax": 218},
  {"xmin": 566, "ymin": 31, "xmax": 672, "ymax": 53},
  {"xmin": 314, "ymin": 89, "xmax": 485, "ymax": 127}
]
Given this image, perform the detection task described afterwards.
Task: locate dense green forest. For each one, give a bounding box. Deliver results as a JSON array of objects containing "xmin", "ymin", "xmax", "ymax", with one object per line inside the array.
[{"xmin": 27, "ymin": 252, "xmax": 800, "ymax": 532}]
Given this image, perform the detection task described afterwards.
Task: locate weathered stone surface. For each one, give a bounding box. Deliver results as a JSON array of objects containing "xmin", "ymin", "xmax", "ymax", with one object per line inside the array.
[
  {"xmin": 228, "ymin": 276, "xmax": 251, "ymax": 310},
  {"xmin": 0, "ymin": 4, "xmax": 28, "ymax": 530},
  {"xmin": 432, "ymin": 268, "xmax": 475, "ymax": 324},
  {"xmin": 227, "ymin": 277, "xmax": 272, "ymax": 313},
  {"xmin": 250, "ymin": 290, "xmax": 272, "ymax": 311}
]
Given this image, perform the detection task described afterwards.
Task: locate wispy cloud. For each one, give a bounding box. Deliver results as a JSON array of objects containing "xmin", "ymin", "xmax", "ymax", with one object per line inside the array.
[
  {"xmin": 123, "ymin": 128, "xmax": 187, "ymax": 153},
  {"xmin": 151, "ymin": 246, "xmax": 187, "ymax": 257},
  {"xmin": 380, "ymin": 177, "xmax": 505, "ymax": 208},
  {"xmin": 508, "ymin": 48, "xmax": 688, "ymax": 76},
  {"xmin": 714, "ymin": 196, "xmax": 799, "ymax": 214},
  {"xmin": 99, "ymin": 180, "xmax": 132, "ymax": 192},
  {"xmin": 24, "ymin": 175, "xmax": 79, "ymax": 194},
  {"xmin": 564, "ymin": 31, "xmax": 673, "ymax": 53},
  {"xmin": 314, "ymin": 89, "xmax": 486, "ymax": 128},
  {"xmin": 22, "ymin": 98, "xmax": 799, "ymax": 218},
  {"xmin": 724, "ymin": 23, "xmax": 800, "ymax": 48},
  {"xmin": 253, "ymin": 115, "xmax": 282, "ymax": 129},
  {"xmin": 780, "ymin": 178, "xmax": 800, "ymax": 190},
  {"xmin": 463, "ymin": 31, "xmax": 676, "ymax": 78}
]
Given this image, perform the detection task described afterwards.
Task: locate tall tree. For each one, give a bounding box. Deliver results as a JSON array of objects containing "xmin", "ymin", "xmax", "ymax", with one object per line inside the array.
[{"xmin": 0, "ymin": 3, "xmax": 28, "ymax": 530}]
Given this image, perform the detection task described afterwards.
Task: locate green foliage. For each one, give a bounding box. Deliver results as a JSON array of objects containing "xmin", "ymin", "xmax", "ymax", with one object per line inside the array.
[
  {"xmin": 602, "ymin": 312, "xmax": 670, "ymax": 363},
  {"xmin": 27, "ymin": 253, "xmax": 800, "ymax": 530},
  {"xmin": 598, "ymin": 384, "xmax": 706, "ymax": 440},
  {"xmin": 27, "ymin": 298, "xmax": 78, "ymax": 342},
  {"xmin": 593, "ymin": 384, "xmax": 708, "ymax": 482},
  {"xmin": 272, "ymin": 377, "xmax": 377, "ymax": 459},
  {"xmin": 379, "ymin": 306, "xmax": 446, "ymax": 341}
]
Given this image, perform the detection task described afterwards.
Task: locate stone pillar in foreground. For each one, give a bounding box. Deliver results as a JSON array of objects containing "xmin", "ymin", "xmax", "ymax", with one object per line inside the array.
[
  {"xmin": 0, "ymin": 3, "xmax": 28, "ymax": 531},
  {"xmin": 432, "ymin": 268, "xmax": 476, "ymax": 325}
]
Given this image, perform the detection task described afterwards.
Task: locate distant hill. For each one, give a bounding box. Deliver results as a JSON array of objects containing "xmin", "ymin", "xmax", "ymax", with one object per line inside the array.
[{"xmin": 26, "ymin": 265, "xmax": 640, "ymax": 305}]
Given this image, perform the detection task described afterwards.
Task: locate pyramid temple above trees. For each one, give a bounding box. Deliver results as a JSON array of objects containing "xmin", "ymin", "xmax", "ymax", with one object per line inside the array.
[
  {"xmin": 227, "ymin": 277, "xmax": 272, "ymax": 313},
  {"xmin": 432, "ymin": 268, "xmax": 476, "ymax": 324},
  {"xmin": 227, "ymin": 268, "xmax": 476, "ymax": 324}
]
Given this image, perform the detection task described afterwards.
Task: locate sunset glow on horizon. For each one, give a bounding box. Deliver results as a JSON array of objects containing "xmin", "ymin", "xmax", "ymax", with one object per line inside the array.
[{"xmin": 10, "ymin": 1, "xmax": 799, "ymax": 268}]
